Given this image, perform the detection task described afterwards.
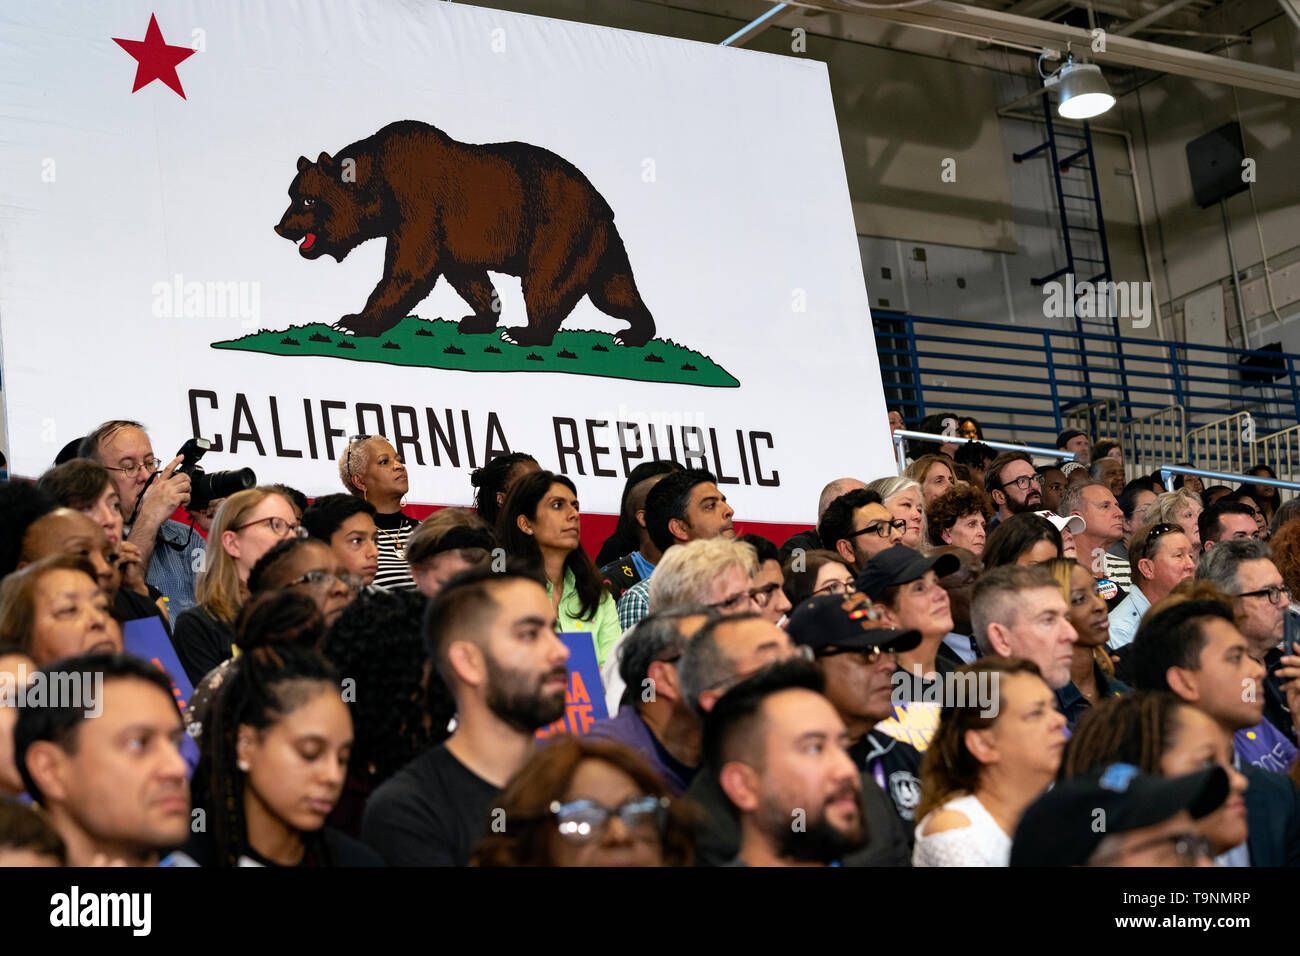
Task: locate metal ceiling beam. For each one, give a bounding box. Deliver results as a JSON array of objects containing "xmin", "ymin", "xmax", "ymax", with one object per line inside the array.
[
  {"xmin": 1280, "ymin": 0, "xmax": 1300, "ymax": 31},
  {"xmin": 1114, "ymin": 0, "xmax": 1199, "ymax": 36},
  {"xmin": 783, "ymin": 0, "xmax": 1300, "ymax": 98}
]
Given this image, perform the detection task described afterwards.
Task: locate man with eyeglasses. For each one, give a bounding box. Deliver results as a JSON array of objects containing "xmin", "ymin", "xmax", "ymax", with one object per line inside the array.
[
  {"xmin": 1130, "ymin": 597, "xmax": 1300, "ymax": 864},
  {"xmin": 1107, "ymin": 521, "xmax": 1196, "ymax": 652},
  {"xmin": 816, "ymin": 488, "xmax": 903, "ymax": 574},
  {"xmin": 1197, "ymin": 538, "xmax": 1298, "ymax": 748},
  {"xmin": 1012, "ymin": 763, "xmax": 1227, "ymax": 868},
  {"xmin": 787, "ymin": 592, "xmax": 925, "ymax": 842},
  {"xmin": 79, "ymin": 420, "xmax": 202, "ymax": 616},
  {"xmin": 984, "ymin": 452, "xmax": 1043, "ymax": 528},
  {"xmin": 738, "ymin": 534, "xmax": 792, "ymax": 627}
]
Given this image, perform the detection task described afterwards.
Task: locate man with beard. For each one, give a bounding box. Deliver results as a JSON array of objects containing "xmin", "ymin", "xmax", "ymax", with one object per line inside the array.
[
  {"xmin": 707, "ymin": 659, "xmax": 869, "ymax": 866},
  {"xmin": 361, "ymin": 567, "xmax": 570, "ymax": 865},
  {"xmin": 984, "ymin": 453, "xmax": 1043, "ymax": 528}
]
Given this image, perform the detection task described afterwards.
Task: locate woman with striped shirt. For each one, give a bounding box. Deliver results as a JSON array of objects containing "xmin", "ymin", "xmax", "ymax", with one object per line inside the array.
[{"xmin": 338, "ymin": 435, "xmax": 417, "ymax": 591}]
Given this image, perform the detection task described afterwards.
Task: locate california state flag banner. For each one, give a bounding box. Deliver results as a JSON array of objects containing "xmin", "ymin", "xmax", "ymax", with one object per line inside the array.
[{"xmin": 0, "ymin": 0, "xmax": 889, "ymax": 522}]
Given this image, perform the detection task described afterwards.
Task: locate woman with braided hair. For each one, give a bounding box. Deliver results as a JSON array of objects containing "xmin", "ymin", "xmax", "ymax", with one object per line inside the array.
[
  {"xmin": 182, "ymin": 643, "xmax": 381, "ymax": 867},
  {"xmin": 1061, "ymin": 691, "xmax": 1249, "ymax": 861}
]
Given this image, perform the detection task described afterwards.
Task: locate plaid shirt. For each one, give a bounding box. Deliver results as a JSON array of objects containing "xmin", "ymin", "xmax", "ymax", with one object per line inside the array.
[
  {"xmin": 145, "ymin": 519, "xmax": 205, "ymax": 618},
  {"xmin": 617, "ymin": 577, "xmax": 652, "ymax": 632}
]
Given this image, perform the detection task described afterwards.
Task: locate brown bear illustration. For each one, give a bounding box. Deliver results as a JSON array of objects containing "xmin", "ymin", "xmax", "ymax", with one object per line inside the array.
[{"xmin": 273, "ymin": 120, "xmax": 656, "ymax": 348}]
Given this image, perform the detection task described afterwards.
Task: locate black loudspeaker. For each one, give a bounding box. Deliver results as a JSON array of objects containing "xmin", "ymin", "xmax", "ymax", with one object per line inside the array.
[
  {"xmin": 1185, "ymin": 122, "xmax": 1249, "ymax": 209},
  {"xmin": 1239, "ymin": 342, "xmax": 1284, "ymax": 385}
]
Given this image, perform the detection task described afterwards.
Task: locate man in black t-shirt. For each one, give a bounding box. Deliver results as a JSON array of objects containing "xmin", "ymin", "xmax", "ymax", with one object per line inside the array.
[{"xmin": 361, "ymin": 567, "xmax": 569, "ymax": 866}]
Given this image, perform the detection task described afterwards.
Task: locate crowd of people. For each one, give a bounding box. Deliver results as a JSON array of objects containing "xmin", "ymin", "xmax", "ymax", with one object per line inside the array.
[{"xmin": 1, "ymin": 412, "xmax": 1299, "ymax": 868}]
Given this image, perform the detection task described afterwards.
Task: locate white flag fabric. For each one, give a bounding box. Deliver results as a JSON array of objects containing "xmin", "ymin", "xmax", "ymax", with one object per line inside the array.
[{"xmin": 0, "ymin": 0, "xmax": 890, "ymax": 522}]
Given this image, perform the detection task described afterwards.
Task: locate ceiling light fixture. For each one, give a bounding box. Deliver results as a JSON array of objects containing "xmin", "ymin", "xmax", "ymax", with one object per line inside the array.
[{"xmin": 1044, "ymin": 57, "xmax": 1115, "ymax": 119}]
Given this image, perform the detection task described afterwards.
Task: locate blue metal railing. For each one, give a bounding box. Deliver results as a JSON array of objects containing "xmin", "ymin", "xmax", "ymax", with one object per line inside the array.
[{"xmin": 875, "ymin": 311, "xmax": 1300, "ymax": 444}]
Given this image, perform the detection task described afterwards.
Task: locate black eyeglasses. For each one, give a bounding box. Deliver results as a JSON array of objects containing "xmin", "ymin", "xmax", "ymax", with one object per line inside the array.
[
  {"xmin": 851, "ymin": 519, "xmax": 906, "ymax": 539},
  {"xmin": 1141, "ymin": 523, "xmax": 1182, "ymax": 560},
  {"xmin": 1092, "ymin": 832, "xmax": 1215, "ymax": 867},
  {"xmin": 997, "ymin": 474, "xmax": 1043, "ymax": 492},
  {"xmin": 708, "ymin": 590, "xmax": 754, "ymax": 612},
  {"xmin": 1236, "ymin": 585, "xmax": 1292, "ymax": 606},
  {"xmin": 549, "ymin": 796, "xmax": 669, "ymax": 844},
  {"xmin": 291, "ymin": 569, "xmax": 363, "ymax": 593},
  {"xmin": 812, "ymin": 579, "xmax": 856, "ymax": 597},
  {"xmin": 814, "ymin": 644, "xmax": 898, "ymax": 666}
]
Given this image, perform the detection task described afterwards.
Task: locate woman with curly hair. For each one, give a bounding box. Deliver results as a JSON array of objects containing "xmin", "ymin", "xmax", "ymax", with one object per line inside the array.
[
  {"xmin": 471, "ymin": 736, "xmax": 695, "ymax": 867},
  {"xmin": 925, "ymin": 485, "xmax": 994, "ymax": 556},
  {"xmin": 320, "ymin": 588, "xmax": 451, "ymax": 837},
  {"xmin": 1269, "ymin": 517, "xmax": 1300, "ymax": 598}
]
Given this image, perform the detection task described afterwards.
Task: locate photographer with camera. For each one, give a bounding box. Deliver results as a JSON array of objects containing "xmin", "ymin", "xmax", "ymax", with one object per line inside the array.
[{"xmin": 80, "ymin": 421, "xmax": 255, "ymax": 617}]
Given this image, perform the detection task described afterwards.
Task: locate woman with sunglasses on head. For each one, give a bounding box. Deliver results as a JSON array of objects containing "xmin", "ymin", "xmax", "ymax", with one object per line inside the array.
[
  {"xmin": 471, "ymin": 735, "xmax": 694, "ymax": 866},
  {"xmin": 338, "ymin": 435, "xmax": 417, "ymax": 591},
  {"xmin": 498, "ymin": 470, "xmax": 620, "ymax": 665},
  {"xmin": 1106, "ymin": 521, "xmax": 1197, "ymax": 653},
  {"xmin": 781, "ymin": 549, "xmax": 855, "ymax": 607},
  {"xmin": 172, "ymin": 487, "xmax": 302, "ymax": 685}
]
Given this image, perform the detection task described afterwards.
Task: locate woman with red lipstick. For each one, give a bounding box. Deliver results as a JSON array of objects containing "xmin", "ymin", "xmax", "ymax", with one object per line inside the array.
[
  {"xmin": 1045, "ymin": 559, "xmax": 1129, "ymax": 711},
  {"xmin": 185, "ymin": 644, "xmax": 381, "ymax": 866},
  {"xmin": 338, "ymin": 435, "xmax": 416, "ymax": 591},
  {"xmin": 1062, "ymin": 692, "xmax": 1250, "ymax": 862},
  {"xmin": 498, "ymin": 470, "xmax": 619, "ymax": 665},
  {"xmin": 913, "ymin": 657, "xmax": 1067, "ymax": 866}
]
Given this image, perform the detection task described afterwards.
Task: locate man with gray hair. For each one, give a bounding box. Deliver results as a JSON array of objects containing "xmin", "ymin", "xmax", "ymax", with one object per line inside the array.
[
  {"xmin": 648, "ymin": 537, "xmax": 760, "ymax": 618},
  {"xmin": 586, "ymin": 607, "xmax": 715, "ymax": 794},
  {"xmin": 1061, "ymin": 480, "xmax": 1131, "ymax": 594},
  {"xmin": 1196, "ymin": 538, "xmax": 1295, "ymax": 744},
  {"xmin": 1090, "ymin": 457, "xmax": 1125, "ymax": 499},
  {"xmin": 972, "ymin": 564, "xmax": 1080, "ymax": 718}
]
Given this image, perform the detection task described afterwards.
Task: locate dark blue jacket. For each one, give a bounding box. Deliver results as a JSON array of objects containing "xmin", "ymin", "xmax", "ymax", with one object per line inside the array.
[{"xmin": 1243, "ymin": 763, "xmax": 1300, "ymax": 867}]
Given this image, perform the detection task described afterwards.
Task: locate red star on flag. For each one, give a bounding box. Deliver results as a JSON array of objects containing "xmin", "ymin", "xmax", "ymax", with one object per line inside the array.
[{"xmin": 112, "ymin": 14, "xmax": 196, "ymax": 99}]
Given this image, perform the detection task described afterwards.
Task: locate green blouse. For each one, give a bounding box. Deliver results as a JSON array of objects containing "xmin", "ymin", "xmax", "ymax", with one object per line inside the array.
[{"xmin": 546, "ymin": 567, "xmax": 621, "ymax": 666}]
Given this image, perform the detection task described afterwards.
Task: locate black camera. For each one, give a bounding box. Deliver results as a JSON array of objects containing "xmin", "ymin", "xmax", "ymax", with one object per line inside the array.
[{"xmin": 176, "ymin": 438, "xmax": 256, "ymax": 511}]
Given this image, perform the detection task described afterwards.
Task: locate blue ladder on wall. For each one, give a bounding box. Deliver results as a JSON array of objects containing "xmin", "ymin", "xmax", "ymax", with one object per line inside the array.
[{"xmin": 1012, "ymin": 92, "xmax": 1131, "ymax": 416}]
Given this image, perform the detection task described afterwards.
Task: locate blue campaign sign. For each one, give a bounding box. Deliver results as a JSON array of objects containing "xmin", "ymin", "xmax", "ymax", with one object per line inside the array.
[
  {"xmin": 122, "ymin": 617, "xmax": 200, "ymax": 772},
  {"xmin": 536, "ymin": 632, "xmax": 609, "ymax": 739}
]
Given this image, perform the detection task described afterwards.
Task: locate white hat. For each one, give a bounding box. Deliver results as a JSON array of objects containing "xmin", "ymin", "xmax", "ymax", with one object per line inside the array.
[{"xmin": 1036, "ymin": 510, "xmax": 1086, "ymax": 535}]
